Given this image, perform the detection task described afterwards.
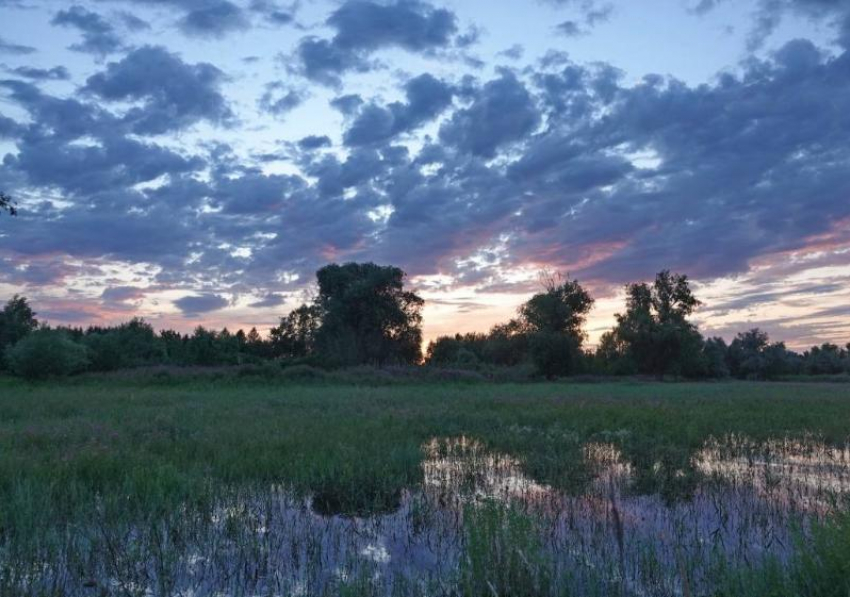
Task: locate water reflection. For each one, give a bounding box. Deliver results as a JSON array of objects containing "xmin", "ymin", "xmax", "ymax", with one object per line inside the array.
[{"xmin": 13, "ymin": 435, "xmax": 850, "ymax": 596}]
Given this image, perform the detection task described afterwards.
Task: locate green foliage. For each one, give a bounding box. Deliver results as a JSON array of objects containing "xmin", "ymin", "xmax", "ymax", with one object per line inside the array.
[
  {"xmin": 83, "ymin": 318, "xmax": 164, "ymax": 371},
  {"xmin": 528, "ymin": 330, "xmax": 581, "ymax": 379},
  {"xmin": 0, "ymin": 295, "xmax": 38, "ymax": 367},
  {"xmin": 270, "ymin": 304, "xmax": 321, "ymax": 359},
  {"xmin": 727, "ymin": 328, "xmax": 797, "ymax": 380},
  {"xmin": 460, "ymin": 500, "xmax": 552, "ymax": 597},
  {"xmin": 519, "ymin": 273, "xmax": 594, "ymax": 337},
  {"xmin": 4, "ymin": 329, "xmax": 89, "ymax": 380},
  {"xmin": 427, "ymin": 275, "xmax": 593, "ymax": 378},
  {"xmin": 314, "ymin": 262, "xmax": 424, "ymax": 366},
  {"xmin": 792, "ymin": 512, "xmax": 850, "ymax": 596},
  {"xmin": 606, "ymin": 270, "xmax": 706, "ymax": 378}
]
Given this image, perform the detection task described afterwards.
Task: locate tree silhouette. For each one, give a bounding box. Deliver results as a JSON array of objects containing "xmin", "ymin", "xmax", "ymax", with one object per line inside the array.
[
  {"xmin": 0, "ymin": 191, "xmax": 17, "ymax": 216},
  {"xmin": 611, "ymin": 270, "xmax": 704, "ymax": 378}
]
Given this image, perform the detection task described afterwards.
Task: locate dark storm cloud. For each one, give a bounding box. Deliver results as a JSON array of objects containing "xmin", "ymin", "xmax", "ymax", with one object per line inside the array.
[
  {"xmin": 0, "ymin": 35, "xmax": 36, "ymax": 55},
  {"xmin": 51, "ymin": 5, "xmax": 124, "ymax": 55},
  {"xmin": 295, "ymin": 0, "xmax": 458, "ymax": 85},
  {"xmin": 343, "ymin": 73, "xmax": 453, "ymax": 146},
  {"xmin": 439, "ymin": 71, "xmax": 540, "ymax": 157},
  {"xmin": 174, "ymin": 293, "xmax": 229, "ymax": 314},
  {"xmin": 85, "ymin": 46, "xmax": 233, "ymax": 134},
  {"xmin": 8, "ymin": 65, "xmax": 71, "ymax": 80}
]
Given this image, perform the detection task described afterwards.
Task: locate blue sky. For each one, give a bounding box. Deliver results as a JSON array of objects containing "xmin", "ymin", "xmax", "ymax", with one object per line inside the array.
[{"xmin": 1, "ymin": 0, "xmax": 849, "ymax": 349}]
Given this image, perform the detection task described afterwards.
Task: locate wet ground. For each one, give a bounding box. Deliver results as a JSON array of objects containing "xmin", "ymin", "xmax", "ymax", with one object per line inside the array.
[{"xmin": 11, "ymin": 435, "xmax": 850, "ymax": 596}]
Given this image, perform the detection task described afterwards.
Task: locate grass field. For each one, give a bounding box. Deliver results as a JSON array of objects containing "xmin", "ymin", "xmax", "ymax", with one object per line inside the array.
[{"xmin": 1, "ymin": 375, "xmax": 850, "ymax": 596}]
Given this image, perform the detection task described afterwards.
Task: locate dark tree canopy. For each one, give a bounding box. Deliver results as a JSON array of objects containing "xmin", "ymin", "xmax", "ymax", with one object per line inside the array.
[
  {"xmin": 518, "ymin": 273, "xmax": 594, "ymax": 337},
  {"xmin": 270, "ymin": 304, "xmax": 322, "ymax": 359},
  {"xmin": 0, "ymin": 295, "xmax": 38, "ymax": 351},
  {"xmin": 0, "ymin": 192, "xmax": 17, "ymax": 216},
  {"xmin": 314, "ymin": 263, "xmax": 424, "ymax": 366},
  {"xmin": 611, "ymin": 270, "xmax": 704, "ymax": 378}
]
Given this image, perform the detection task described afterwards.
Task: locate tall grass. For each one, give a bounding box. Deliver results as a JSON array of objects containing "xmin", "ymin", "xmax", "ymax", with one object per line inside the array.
[{"xmin": 1, "ymin": 376, "xmax": 849, "ymax": 595}]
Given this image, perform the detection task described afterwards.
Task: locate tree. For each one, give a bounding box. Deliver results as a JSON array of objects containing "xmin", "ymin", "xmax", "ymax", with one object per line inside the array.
[
  {"xmin": 727, "ymin": 328, "xmax": 795, "ymax": 380},
  {"xmin": 313, "ymin": 263, "xmax": 424, "ymax": 366},
  {"xmin": 803, "ymin": 343, "xmax": 846, "ymax": 375},
  {"xmin": 519, "ymin": 274, "xmax": 594, "ymax": 378},
  {"xmin": 270, "ymin": 304, "xmax": 322, "ymax": 359},
  {"xmin": 5, "ymin": 329, "xmax": 89, "ymax": 380},
  {"xmin": 610, "ymin": 270, "xmax": 704, "ymax": 378},
  {"xmin": 83, "ymin": 318, "xmax": 164, "ymax": 371},
  {"xmin": 0, "ymin": 191, "xmax": 17, "ymax": 216},
  {"xmin": 0, "ymin": 295, "xmax": 38, "ymax": 368},
  {"xmin": 518, "ymin": 273, "xmax": 594, "ymax": 336}
]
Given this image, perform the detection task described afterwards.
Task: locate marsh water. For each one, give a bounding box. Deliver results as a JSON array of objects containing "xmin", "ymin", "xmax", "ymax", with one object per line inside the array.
[{"xmin": 12, "ymin": 435, "xmax": 850, "ymax": 596}]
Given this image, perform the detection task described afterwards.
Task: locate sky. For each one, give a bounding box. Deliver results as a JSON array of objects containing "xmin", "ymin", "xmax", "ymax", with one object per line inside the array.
[{"xmin": 0, "ymin": 0, "xmax": 849, "ymax": 351}]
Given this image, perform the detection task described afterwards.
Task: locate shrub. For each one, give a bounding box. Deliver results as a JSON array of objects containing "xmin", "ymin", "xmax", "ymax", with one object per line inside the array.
[
  {"xmin": 528, "ymin": 331, "xmax": 581, "ymax": 379},
  {"xmin": 5, "ymin": 329, "xmax": 89, "ymax": 380}
]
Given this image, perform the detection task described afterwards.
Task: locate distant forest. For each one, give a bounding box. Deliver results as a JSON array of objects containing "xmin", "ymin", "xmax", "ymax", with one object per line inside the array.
[{"xmin": 1, "ymin": 262, "xmax": 848, "ymax": 381}]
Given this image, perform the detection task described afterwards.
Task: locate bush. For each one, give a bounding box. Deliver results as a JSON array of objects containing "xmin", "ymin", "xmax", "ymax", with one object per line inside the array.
[
  {"xmin": 5, "ymin": 329, "xmax": 89, "ymax": 380},
  {"xmin": 528, "ymin": 331, "xmax": 581, "ymax": 379}
]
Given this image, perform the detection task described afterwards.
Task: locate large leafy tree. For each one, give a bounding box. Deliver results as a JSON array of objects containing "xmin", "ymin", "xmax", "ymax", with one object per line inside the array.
[
  {"xmin": 0, "ymin": 191, "xmax": 17, "ymax": 216},
  {"xmin": 518, "ymin": 274, "xmax": 594, "ymax": 336},
  {"xmin": 0, "ymin": 295, "xmax": 38, "ymax": 350},
  {"xmin": 611, "ymin": 270, "xmax": 704, "ymax": 378},
  {"xmin": 270, "ymin": 304, "xmax": 322, "ymax": 359},
  {"xmin": 314, "ymin": 263, "xmax": 424, "ymax": 366},
  {"xmin": 519, "ymin": 274, "xmax": 594, "ymax": 378}
]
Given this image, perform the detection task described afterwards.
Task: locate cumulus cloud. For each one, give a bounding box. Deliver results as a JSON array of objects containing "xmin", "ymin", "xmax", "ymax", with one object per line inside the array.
[
  {"xmin": 178, "ymin": 0, "xmax": 249, "ymax": 37},
  {"xmin": 85, "ymin": 46, "xmax": 233, "ymax": 134},
  {"xmin": 295, "ymin": 0, "xmax": 459, "ymax": 85},
  {"xmin": 439, "ymin": 71, "xmax": 540, "ymax": 157},
  {"xmin": 174, "ymin": 293, "xmax": 229, "ymax": 314},
  {"xmin": 343, "ymin": 73, "xmax": 453, "ymax": 146},
  {"xmin": 51, "ymin": 5, "xmax": 124, "ymax": 55}
]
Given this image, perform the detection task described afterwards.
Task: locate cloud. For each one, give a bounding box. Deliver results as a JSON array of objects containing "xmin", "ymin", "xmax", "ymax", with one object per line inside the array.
[
  {"xmin": 542, "ymin": 0, "xmax": 613, "ymax": 33},
  {"xmin": 8, "ymin": 66, "xmax": 71, "ymax": 81},
  {"xmin": 178, "ymin": 0, "xmax": 249, "ymax": 37},
  {"xmin": 0, "ymin": 35, "xmax": 36, "ymax": 55},
  {"xmin": 174, "ymin": 293, "xmax": 229, "ymax": 314},
  {"xmin": 439, "ymin": 70, "xmax": 540, "ymax": 157},
  {"xmin": 249, "ymin": 293, "xmax": 286, "ymax": 308},
  {"xmin": 295, "ymin": 0, "xmax": 458, "ymax": 85},
  {"xmin": 51, "ymin": 5, "xmax": 124, "ymax": 55},
  {"xmin": 298, "ymin": 135, "xmax": 332, "ymax": 150},
  {"xmin": 258, "ymin": 82, "xmax": 305, "ymax": 117},
  {"xmin": 343, "ymin": 73, "xmax": 453, "ymax": 146},
  {"xmin": 692, "ymin": 0, "xmax": 850, "ymax": 50},
  {"xmin": 101, "ymin": 285, "xmax": 148, "ymax": 308},
  {"xmin": 85, "ymin": 46, "xmax": 233, "ymax": 134}
]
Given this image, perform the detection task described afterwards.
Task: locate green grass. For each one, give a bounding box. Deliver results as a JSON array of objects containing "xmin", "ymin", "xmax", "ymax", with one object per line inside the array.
[{"xmin": 1, "ymin": 375, "xmax": 850, "ymax": 595}]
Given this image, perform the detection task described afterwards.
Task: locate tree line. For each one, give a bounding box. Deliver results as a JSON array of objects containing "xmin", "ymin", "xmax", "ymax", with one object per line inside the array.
[{"xmin": 1, "ymin": 262, "xmax": 848, "ymax": 381}]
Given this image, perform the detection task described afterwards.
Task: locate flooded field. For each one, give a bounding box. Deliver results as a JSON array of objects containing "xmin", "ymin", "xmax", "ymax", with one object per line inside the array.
[
  {"xmin": 3, "ymin": 380, "xmax": 850, "ymax": 596},
  {"xmin": 7, "ymin": 434, "xmax": 850, "ymax": 596}
]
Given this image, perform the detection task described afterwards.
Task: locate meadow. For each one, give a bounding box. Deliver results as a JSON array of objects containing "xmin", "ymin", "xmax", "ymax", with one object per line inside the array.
[{"xmin": 1, "ymin": 374, "xmax": 849, "ymax": 596}]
